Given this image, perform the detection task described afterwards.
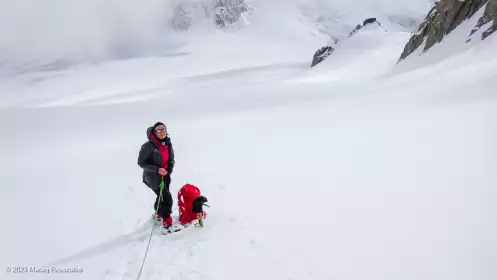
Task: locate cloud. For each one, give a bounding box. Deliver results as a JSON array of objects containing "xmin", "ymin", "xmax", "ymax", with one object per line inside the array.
[{"xmin": 0, "ymin": 0, "xmax": 177, "ymax": 66}]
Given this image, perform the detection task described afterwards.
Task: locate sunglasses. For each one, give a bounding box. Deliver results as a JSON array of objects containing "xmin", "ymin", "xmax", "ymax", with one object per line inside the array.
[{"xmin": 154, "ymin": 128, "xmax": 167, "ymax": 133}]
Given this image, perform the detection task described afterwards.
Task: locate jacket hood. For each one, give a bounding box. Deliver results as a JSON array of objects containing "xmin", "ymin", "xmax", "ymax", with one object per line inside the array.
[{"xmin": 147, "ymin": 127, "xmax": 154, "ymax": 142}]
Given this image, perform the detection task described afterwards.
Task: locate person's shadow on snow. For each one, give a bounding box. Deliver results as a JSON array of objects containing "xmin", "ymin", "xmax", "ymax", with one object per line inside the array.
[{"xmin": 44, "ymin": 216, "xmax": 156, "ymax": 267}]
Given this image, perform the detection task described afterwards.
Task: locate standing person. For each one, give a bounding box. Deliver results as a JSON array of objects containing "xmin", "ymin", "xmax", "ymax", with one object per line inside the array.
[{"xmin": 138, "ymin": 122, "xmax": 175, "ymax": 228}]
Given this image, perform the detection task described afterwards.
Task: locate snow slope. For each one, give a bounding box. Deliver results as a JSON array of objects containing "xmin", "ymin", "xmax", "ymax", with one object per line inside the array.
[{"xmin": 1, "ymin": 1, "xmax": 496, "ymax": 280}]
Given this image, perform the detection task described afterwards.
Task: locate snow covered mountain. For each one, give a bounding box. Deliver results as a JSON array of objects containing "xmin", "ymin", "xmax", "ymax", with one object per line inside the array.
[
  {"xmin": 0, "ymin": 0, "xmax": 432, "ymax": 73},
  {"xmin": 399, "ymin": 0, "xmax": 497, "ymax": 61},
  {"xmin": 1, "ymin": 1, "xmax": 496, "ymax": 280}
]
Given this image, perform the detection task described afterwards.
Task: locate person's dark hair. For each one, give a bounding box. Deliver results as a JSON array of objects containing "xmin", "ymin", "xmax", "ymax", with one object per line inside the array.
[{"xmin": 153, "ymin": 122, "xmax": 166, "ymax": 132}]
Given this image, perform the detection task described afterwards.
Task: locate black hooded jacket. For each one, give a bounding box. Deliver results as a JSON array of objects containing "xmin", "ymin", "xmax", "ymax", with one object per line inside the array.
[{"xmin": 138, "ymin": 127, "xmax": 175, "ymax": 190}]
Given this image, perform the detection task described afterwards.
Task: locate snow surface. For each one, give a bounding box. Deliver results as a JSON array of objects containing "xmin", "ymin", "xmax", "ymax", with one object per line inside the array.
[{"xmin": 1, "ymin": 1, "xmax": 496, "ymax": 280}]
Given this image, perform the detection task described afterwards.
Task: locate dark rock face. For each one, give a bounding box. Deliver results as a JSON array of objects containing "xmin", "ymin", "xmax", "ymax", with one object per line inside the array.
[
  {"xmin": 349, "ymin": 24, "xmax": 363, "ymax": 37},
  {"xmin": 399, "ymin": 0, "xmax": 494, "ymax": 61},
  {"xmin": 311, "ymin": 46, "xmax": 334, "ymax": 68},
  {"xmin": 363, "ymin": 18, "xmax": 377, "ymax": 26},
  {"xmin": 215, "ymin": 0, "xmax": 248, "ymax": 28},
  {"xmin": 472, "ymin": 0, "xmax": 497, "ymax": 39},
  {"xmin": 311, "ymin": 18, "xmax": 383, "ymax": 68},
  {"xmin": 348, "ymin": 18, "xmax": 382, "ymax": 38},
  {"xmin": 169, "ymin": 1, "xmax": 248, "ymax": 30}
]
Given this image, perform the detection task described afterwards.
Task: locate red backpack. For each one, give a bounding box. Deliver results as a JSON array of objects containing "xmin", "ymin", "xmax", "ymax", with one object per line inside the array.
[{"xmin": 178, "ymin": 184, "xmax": 207, "ymax": 225}]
